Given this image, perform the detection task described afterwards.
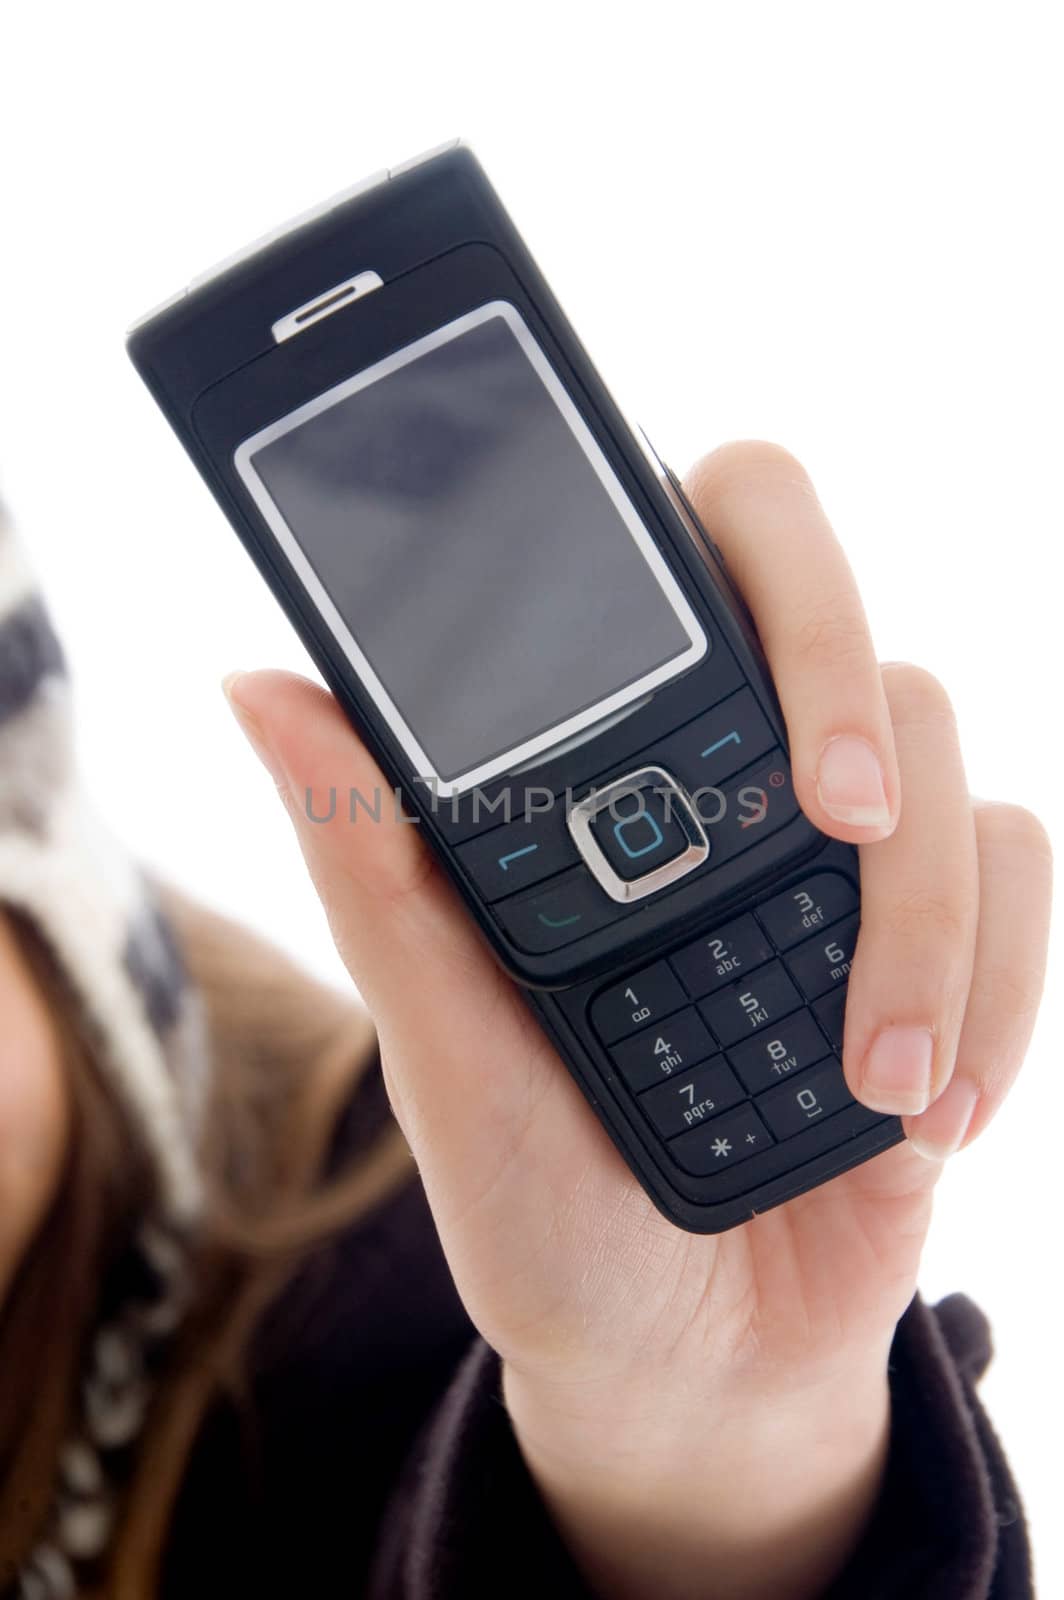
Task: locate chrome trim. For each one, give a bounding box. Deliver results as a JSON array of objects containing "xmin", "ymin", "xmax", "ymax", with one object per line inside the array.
[
  {"xmin": 271, "ymin": 269, "xmax": 384, "ymax": 343},
  {"xmin": 233, "ymin": 300, "xmax": 707, "ymax": 799},
  {"xmin": 567, "ymin": 765, "xmax": 709, "ymax": 904}
]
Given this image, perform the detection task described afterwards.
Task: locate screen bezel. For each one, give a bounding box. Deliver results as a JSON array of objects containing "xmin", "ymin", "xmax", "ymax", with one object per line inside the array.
[{"xmin": 232, "ymin": 299, "xmax": 707, "ymax": 797}]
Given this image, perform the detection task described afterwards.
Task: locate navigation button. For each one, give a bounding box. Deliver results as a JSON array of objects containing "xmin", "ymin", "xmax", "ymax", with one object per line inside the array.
[
  {"xmin": 589, "ymin": 786, "xmax": 688, "ymax": 881},
  {"xmin": 569, "ymin": 766, "xmax": 708, "ymax": 904}
]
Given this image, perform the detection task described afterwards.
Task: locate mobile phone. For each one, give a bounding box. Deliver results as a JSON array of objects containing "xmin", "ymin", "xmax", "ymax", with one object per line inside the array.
[{"xmin": 126, "ymin": 140, "xmax": 904, "ymax": 1232}]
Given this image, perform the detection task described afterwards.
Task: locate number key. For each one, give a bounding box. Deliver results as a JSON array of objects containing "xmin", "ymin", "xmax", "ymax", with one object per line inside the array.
[
  {"xmin": 670, "ymin": 914, "xmax": 772, "ymax": 999},
  {"xmin": 786, "ymin": 913, "xmax": 860, "ymax": 1000},
  {"xmin": 756, "ymin": 872, "xmax": 858, "ymax": 950},
  {"xmin": 669, "ymin": 1102, "xmax": 775, "ymax": 1176},
  {"xmin": 698, "ymin": 961, "xmax": 802, "ymax": 1047},
  {"xmin": 726, "ymin": 1008, "xmax": 829, "ymax": 1094},
  {"xmin": 757, "ymin": 1059, "xmax": 856, "ymax": 1140},
  {"xmin": 609, "ymin": 1008, "xmax": 716, "ymax": 1093},
  {"xmin": 638, "ymin": 1059, "xmax": 744, "ymax": 1139},
  {"xmin": 591, "ymin": 962, "xmax": 687, "ymax": 1044}
]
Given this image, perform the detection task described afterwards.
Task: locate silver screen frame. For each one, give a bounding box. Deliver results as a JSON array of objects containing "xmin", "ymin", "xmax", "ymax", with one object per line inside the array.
[{"xmin": 233, "ymin": 299, "xmax": 708, "ymax": 797}]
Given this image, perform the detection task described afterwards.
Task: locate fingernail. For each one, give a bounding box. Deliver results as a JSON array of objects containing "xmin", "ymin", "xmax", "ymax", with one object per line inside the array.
[
  {"xmin": 222, "ymin": 671, "xmax": 286, "ymax": 788},
  {"xmin": 906, "ymin": 1076, "xmax": 980, "ymax": 1162},
  {"xmin": 860, "ymin": 1025, "xmax": 935, "ymax": 1115},
  {"xmin": 816, "ymin": 736, "xmax": 892, "ymax": 830}
]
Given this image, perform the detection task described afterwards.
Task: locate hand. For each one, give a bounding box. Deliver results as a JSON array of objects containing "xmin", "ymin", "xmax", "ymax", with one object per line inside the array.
[
  {"xmin": 0, "ymin": 910, "xmax": 70, "ymax": 1302},
  {"xmin": 224, "ymin": 441, "xmax": 1052, "ymax": 1600}
]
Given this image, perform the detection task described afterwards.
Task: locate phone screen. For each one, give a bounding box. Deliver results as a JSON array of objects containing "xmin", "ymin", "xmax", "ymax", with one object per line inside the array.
[{"xmin": 234, "ymin": 300, "xmax": 705, "ymax": 793}]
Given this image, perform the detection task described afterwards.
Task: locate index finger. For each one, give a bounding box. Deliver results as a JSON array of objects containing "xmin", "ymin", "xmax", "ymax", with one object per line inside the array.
[{"xmin": 682, "ymin": 441, "xmax": 900, "ymax": 843}]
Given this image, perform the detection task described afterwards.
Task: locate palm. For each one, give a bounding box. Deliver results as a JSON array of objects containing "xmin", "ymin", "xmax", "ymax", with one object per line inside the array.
[{"xmin": 380, "ymin": 952, "xmax": 937, "ymax": 1389}]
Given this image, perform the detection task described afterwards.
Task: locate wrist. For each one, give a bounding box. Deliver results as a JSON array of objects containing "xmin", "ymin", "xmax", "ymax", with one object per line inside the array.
[{"xmin": 502, "ymin": 1346, "xmax": 892, "ymax": 1600}]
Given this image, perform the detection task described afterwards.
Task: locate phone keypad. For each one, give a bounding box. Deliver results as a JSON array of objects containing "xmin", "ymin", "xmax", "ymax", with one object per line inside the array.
[{"xmin": 591, "ymin": 871, "xmax": 875, "ymax": 1182}]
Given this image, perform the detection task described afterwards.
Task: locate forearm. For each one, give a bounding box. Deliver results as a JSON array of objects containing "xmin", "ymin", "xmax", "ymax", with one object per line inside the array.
[{"xmin": 502, "ymin": 1351, "xmax": 891, "ymax": 1600}]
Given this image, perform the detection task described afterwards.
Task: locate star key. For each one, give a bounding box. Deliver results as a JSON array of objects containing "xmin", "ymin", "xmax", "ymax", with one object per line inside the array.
[{"xmin": 669, "ymin": 1101, "xmax": 776, "ymax": 1178}]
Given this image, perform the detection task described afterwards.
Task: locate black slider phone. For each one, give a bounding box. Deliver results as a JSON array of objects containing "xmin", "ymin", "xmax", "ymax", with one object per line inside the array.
[{"xmin": 127, "ymin": 140, "xmax": 904, "ymax": 1233}]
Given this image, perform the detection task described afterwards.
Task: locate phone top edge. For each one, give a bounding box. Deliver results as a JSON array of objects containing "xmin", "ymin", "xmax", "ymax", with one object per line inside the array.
[{"xmin": 123, "ymin": 137, "xmax": 466, "ymax": 342}]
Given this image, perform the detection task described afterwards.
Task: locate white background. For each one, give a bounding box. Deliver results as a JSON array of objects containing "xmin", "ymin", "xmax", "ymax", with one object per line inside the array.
[{"xmin": 1, "ymin": 2, "xmax": 1060, "ymax": 1589}]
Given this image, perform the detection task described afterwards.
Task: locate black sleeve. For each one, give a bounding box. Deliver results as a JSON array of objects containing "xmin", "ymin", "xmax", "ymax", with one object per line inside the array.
[
  {"xmin": 368, "ymin": 1292, "xmax": 1032, "ymax": 1600},
  {"xmin": 821, "ymin": 1292, "xmax": 1032, "ymax": 1600}
]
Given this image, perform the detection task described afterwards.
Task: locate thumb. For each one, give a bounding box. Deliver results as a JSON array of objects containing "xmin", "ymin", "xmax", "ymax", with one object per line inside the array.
[{"xmin": 220, "ymin": 668, "xmax": 580, "ymax": 1180}]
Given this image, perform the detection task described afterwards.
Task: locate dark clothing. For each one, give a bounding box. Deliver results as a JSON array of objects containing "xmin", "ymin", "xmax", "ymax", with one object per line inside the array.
[{"xmin": 166, "ymin": 1066, "xmax": 1032, "ymax": 1598}]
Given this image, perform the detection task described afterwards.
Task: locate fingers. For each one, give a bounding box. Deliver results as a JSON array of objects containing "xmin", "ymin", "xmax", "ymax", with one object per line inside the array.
[
  {"xmin": 220, "ymin": 669, "xmax": 566, "ymax": 1158},
  {"xmin": 903, "ymin": 800, "xmax": 1052, "ymax": 1160},
  {"xmin": 682, "ymin": 442, "xmax": 900, "ymax": 843},
  {"xmin": 842, "ymin": 663, "xmax": 979, "ymax": 1116},
  {"xmin": 221, "ymin": 669, "xmax": 479, "ymax": 999}
]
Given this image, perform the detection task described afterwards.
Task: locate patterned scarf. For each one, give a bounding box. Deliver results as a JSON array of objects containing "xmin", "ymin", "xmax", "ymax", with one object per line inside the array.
[{"xmin": 0, "ymin": 500, "xmax": 207, "ymax": 1597}]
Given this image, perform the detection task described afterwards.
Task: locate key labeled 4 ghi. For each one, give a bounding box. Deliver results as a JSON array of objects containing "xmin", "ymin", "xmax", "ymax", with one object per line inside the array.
[{"xmin": 608, "ymin": 1008, "xmax": 716, "ymax": 1093}]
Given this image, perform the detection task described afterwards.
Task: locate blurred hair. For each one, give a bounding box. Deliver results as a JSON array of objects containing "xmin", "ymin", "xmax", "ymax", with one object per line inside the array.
[{"xmin": 0, "ymin": 887, "xmax": 412, "ymax": 1597}]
